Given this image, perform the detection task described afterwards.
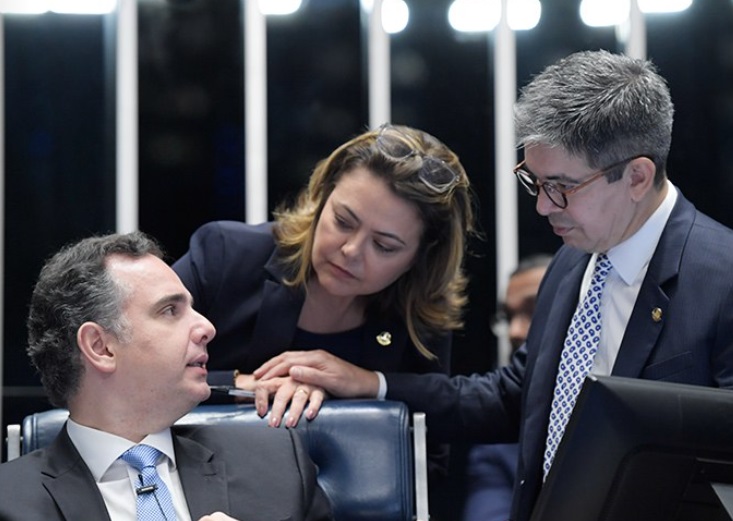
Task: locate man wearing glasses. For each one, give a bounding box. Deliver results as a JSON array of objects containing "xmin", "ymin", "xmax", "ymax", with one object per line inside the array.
[{"xmin": 254, "ymin": 49, "xmax": 733, "ymax": 521}]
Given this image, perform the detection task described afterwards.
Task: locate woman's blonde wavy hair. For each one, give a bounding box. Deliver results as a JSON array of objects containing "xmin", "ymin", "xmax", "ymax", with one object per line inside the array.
[{"xmin": 272, "ymin": 124, "xmax": 476, "ymax": 359}]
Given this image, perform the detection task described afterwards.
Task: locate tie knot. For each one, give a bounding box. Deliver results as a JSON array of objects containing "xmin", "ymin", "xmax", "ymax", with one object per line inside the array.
[{"xmin": 121, "ymin": 444, "xmax": 162, "ymax": 472}]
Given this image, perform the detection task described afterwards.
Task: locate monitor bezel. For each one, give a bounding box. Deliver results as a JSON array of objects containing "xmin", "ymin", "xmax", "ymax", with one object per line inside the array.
[{"xmin": 530, "ymin": 375, "xmax": 733, "ymax": 521}]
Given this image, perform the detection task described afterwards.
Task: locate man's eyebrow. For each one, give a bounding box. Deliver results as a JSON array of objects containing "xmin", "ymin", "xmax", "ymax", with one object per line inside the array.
[
  {"xmin": 524, "ymin": 163, "xmax": 576, "ymax": 183},
  {"xmin": 541, "ymin": 172, "xmax": 577, "ymax": 183},
  {"xmin": 152, "ymin": 293, "xmax": 189, "ymax": 309}
]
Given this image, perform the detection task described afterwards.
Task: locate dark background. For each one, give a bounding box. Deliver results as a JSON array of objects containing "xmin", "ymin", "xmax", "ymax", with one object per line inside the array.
[{"xmin": 3, "ymin": 0, "xmax": 733, "ymax": 478}]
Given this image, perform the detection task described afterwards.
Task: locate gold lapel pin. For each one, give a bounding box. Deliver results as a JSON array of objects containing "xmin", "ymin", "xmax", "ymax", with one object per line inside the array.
[
  {"xmin": 651, "ymin": 307, "xmax": 663, "ymax": 322},
  {"xmin": 376, "ymin": 331, "xmax": 392, "ymax": 346}
]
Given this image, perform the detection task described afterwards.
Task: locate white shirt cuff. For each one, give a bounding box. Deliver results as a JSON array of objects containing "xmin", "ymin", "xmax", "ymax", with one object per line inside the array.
[{"xmin": 375, "ymin": 371, "xmax": 387, "ymax": 400}]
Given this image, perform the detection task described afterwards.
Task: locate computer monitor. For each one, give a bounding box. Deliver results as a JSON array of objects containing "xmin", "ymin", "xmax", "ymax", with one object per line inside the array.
[{"xmin": 530, "ymin": 375, "xmax": 733, "ymax": 521}]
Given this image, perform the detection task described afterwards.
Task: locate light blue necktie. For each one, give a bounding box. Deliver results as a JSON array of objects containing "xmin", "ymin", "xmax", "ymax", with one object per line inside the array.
[
  {"xmin": 121, "ymin": 444, "xmax": 178, "ymax": 521},
  {"xmin": 543, "ymin": 254, "xmax": 613, "ymax": 479}
]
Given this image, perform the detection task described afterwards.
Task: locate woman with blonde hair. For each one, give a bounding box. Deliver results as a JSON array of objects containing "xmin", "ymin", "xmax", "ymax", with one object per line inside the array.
[{"xmin": 173, "ymin": 123, "xmax": 476, "ymax": 425}]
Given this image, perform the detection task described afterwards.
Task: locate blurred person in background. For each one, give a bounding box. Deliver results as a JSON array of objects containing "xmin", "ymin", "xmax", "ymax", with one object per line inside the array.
[{"xmin": 462, "ymin": 254, "xmax": 552, "ymax": 521}]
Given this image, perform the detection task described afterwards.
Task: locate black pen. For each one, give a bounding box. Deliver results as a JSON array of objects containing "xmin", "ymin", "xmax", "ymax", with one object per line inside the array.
[{"xmin": 210, "ymin": 385, "xmax": 256, "ymax": 398}]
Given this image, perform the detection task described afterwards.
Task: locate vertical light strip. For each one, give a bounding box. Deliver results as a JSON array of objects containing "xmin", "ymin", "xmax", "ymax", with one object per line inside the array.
[
  {"xmin": 244, "ymin": 1, "xmax": 267, "ymax": 224},
  {"xmin": 625, "ymin": 0, "xmax": 646, "ymax": 59},
  {"xmin": 116, "ymin": 0, "xmax": 138, "ymax": 233},
  {"xmin": 0, "ymin": 13, "xmax": 5, "ymax": 445},
  {"xmin": 368, "ymin": 0, "xmax": 390, "ymax": 129},
  {"xmin": 494, "ymin": 0, "xmax": 518, "ymax": 367}
]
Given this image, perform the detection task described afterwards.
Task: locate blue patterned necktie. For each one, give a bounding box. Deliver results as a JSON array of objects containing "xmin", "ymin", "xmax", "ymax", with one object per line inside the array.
[
  {"xmin": 120, "ymin": 444, "xmax": 178, "ymax": 521},
  {"xmin": 543, "ymin": 253, "xmax": 613, "ymax": 479}
]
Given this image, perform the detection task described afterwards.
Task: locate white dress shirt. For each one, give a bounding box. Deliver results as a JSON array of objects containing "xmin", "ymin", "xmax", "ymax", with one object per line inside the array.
[
  {"xmin": 587, "ymin": 180, "xmax": 678, "ymax": 376},
  {"xmin": 66, "ymin": 419, "xmax": 192, "ymax": 521}
]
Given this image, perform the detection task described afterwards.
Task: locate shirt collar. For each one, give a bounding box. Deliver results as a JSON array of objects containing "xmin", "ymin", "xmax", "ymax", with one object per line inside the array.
[
  {"xmin": 606, "ymin": 180, "xmax": 677, "ymax": 285},
  {"xmin": 67, "ymin": 418, "xmax": 177, "ymax": 482}
]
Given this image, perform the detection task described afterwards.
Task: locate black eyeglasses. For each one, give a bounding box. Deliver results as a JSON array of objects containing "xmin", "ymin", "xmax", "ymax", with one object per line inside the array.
[
  {"xmin": 513, "ymin": 155, "xmax": 650, "ymax": 209},
  {"xmin": 376, "ymin": 124, "xmax": 460, "ymax": 194}
]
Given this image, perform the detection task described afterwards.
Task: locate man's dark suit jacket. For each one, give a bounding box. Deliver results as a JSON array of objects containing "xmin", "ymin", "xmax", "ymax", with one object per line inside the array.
[
  {"xmin": 382, "ymin": 189, "xmax": 733, "ymax": 521},
  {"xmin": 0, "ymin": 423, "xmax": 333, "ymax": 521}
]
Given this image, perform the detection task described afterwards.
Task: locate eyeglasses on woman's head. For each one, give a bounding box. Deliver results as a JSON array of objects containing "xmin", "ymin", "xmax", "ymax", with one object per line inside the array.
[{"xmin": 376, "ymin": 124, "xmax": 460, "ymax": 195}]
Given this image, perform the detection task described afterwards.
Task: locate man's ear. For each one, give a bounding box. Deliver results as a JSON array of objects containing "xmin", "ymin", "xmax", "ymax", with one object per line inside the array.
[
  {"xmin": 628, "ymin": 156, "xmax": 657, "ymax": 202},
  {"xmin": 77, "ymin": 322, "xmax": 117, "ymax": 373}
]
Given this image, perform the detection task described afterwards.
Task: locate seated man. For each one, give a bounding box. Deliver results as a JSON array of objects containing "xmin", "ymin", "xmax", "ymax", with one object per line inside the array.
[{"xmin": 0, "ymin": 231, "xmax": 332, "ymax": 521}]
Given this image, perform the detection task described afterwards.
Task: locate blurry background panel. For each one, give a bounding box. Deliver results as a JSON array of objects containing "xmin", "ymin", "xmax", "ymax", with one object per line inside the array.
[
  {"xmin": 265, "ymin": 0, "xmax": 364, "ymax": 215},
  {"xmin": 3, "ymin": 12, "xmax": 114, "ymax": 447},
  {"xmin": 4, "ymin": 13, "xmax": 113, "ymax": 386},
  {"xmin": 138, "ymin": 0, "xmax": 245, "ymax": 257}
]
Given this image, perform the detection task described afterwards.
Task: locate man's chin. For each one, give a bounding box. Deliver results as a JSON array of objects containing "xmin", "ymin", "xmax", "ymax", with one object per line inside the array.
[
  {"xmin": 184, "ymin": 382, "xmax": 212, "ymax": 408},
  {"xmin": 195, "ymin": 385, "xmax": 212, "ymax": 404}
]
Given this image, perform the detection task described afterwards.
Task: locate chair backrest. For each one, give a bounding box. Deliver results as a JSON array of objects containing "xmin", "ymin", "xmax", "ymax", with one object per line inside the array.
[{"xmin": 17, "ymin": 399, "xmax": 424, "ymax": 521}]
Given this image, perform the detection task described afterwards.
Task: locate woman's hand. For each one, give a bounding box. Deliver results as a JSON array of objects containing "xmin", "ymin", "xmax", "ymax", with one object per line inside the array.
[
  {"xmin": 253, "ymin": 375, "xmax": 327, "ymax": 428},
  {"xmin": 254, "ymin": 350, "xmax": 380, "ymax": 399}
]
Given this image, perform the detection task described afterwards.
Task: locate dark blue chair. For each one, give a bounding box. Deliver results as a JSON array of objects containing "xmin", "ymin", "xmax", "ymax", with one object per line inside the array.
[{"xmin": 6, "ymin": 400, "xmax": 428, "ymax": 521}]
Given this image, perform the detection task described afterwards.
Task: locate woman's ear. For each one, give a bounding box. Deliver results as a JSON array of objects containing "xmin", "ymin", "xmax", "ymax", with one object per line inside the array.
[
  {"xmin": 77, "ymin": 322, "xmax": 117, "ymax": 373},
  {"xmin": 628, "ymin": 156, "xmax": 657, "ymax": 202}
]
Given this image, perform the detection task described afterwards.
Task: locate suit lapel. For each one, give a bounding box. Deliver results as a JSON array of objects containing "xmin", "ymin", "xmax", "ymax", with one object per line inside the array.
[
  {"xmin": 613, "ymin": 191, "xmax": 692, "ymax": 377},
  {"xmin": 522, "ymin": 251, "xmax": 589, "ymax": 467},
  {"xmin": 42, "ymin": 426, "xmax": 112, "ymax": 521},
  {"xmin": 250, "ymin": 280, "xmax": 302, "ymax": 356},
  {"xmin": 174, "ymin": 431, "xmax": 229, "ymax": 520},
  {"xmin": 246, "ymin": 251, "xmax": 304, "ymax": 367},
  {"xmin": 528, "ymin": 252, "xmax": 589, "ymax": 396}
]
